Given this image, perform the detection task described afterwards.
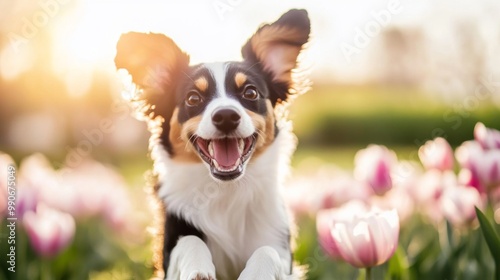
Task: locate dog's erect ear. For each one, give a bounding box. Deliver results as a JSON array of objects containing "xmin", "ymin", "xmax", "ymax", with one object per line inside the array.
[
  {"xmin": 115, "ymin": 32, "xmax": 189, "ymax": 91},
  {"xmin": 242, "ymin": 9, "xmax": 310, "ymax": 105},
  {"xmin": 115, "ymin": 32, "xmax": 189, "ymax": 155}
]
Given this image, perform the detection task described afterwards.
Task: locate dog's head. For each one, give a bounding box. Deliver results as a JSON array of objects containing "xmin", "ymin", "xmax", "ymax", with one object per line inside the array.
[{"xmin": 115, "ymin": 9, "xmax": 310, "ymax": 181}]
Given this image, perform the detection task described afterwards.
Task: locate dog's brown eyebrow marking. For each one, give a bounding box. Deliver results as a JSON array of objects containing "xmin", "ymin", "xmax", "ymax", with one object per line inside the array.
[
  {"xmin": 235, "ymin": 72, "xmax": 247, "ymax": 88},
  {"xmin": 194, "ymin": 76, "xmax": 209, "ymax": 92}
]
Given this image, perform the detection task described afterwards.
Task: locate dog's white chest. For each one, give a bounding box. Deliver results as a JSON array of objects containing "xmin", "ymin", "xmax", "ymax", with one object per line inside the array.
[
  {"xmin": 198, "ymin": 190, "xmax": 290, "ymax": 279},
  {"xmin": 156, "ymin": 130, "xmax": 295, "ymax": 279}
]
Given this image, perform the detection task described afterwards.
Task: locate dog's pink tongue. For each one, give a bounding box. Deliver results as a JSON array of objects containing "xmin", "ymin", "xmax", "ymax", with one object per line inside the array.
[{"xmin": 212, "ymin": 138, "xmax": 240, "ymax": 168}]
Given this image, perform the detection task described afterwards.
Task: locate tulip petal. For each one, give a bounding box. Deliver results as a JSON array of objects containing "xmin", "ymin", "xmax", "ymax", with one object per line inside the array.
[
  {"xmin": 22, "ymin": 204, "xmax": 75, "ymax": 257},
  {"xmin": 316, "ymin": 210, "xmax": 342, "ymax": 259},
  {"xmin": 332, "ymin": 222, "xmax": 363, "ymax": 267},
  {"xmin": 331, "ymin": 209, "xmax": 399, "ymax": 268},
  {"xmin": 352, "ymin": 221, "xmax": 377, "ymax": 267}
]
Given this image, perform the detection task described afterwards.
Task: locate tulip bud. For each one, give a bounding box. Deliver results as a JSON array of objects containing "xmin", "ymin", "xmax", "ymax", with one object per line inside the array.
[
  {"xmin": 15, "ymin": 186, "xmax": 38, "ymax": 218},
  {"xmin": 440, "ymin": 185, "xmax": 483, "ymax": 227},
  {"xmin": 23, "ymin": 204, "xmax": 75, "ymax": 257},
  {"xmin": 455, "ymin": 141, "xmax": 486, "ymax": 192},
  {"xmin": 474, "ymin": 122, "xmax": 500, "ymax": 150},
  {"xmin": 456, "ymin": 141, "xmax": 500, "ymax": 191},
  {"xmin": 354, "ymin": 145, "xmax": 397, "ymax": 195},
  {"xmin": 458, "ymin": 168, "xmax": 482, "ymax": 193},
  {"xmin": 330, "ymin": 209, "xmax": 400, "ymax": 268},
  {"xmin": 478, "ymin": 150, "xmax": 500, "ymax": 190},
  {"xmin": 418, "ymin": 137, "xmax": 454, "ymax": 171},
  {"xmin": 316, "ymin": 201, "xmax": 368, "ymax": 259},
  {"xmin": 316, "ymin": 210, "xmax": 342, "ymax": 259}
]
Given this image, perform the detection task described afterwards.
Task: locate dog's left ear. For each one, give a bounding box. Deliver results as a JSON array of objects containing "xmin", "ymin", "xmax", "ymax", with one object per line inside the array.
[{"xmin": 242, "ymin": 9, "xmax": 310, "ymax": 105}]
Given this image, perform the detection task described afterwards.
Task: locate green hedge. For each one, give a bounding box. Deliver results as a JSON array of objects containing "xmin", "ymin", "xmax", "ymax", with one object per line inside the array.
[
  {"xmin": 290, "ymin": 85, "xmax": 500, "ymax": 147},
  {"xmin": 295, "ymin": 110, "xmax": 500, "ymax": 147}
]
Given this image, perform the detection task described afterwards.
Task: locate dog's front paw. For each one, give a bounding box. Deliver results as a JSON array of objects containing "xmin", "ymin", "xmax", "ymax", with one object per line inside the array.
[{"xmin": 187, "ymin": 271, "xmax": 216, "ymax": 280}]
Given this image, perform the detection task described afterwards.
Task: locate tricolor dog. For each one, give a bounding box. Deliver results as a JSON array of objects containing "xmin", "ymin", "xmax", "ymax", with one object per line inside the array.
[{"xmin": 115, "ymin": 9, "xmax": 311, "ymax": 280}]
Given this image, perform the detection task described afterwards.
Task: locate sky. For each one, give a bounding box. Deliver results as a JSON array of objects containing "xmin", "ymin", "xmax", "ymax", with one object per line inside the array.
[{"xmin": 1, "ymin": 0, "xmax": 499, "ymax": 88}]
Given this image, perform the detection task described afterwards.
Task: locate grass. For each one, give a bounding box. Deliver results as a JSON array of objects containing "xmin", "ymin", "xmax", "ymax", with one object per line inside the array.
[{"xmin": 293, "ymin": 144, "xmax": 418, "ymax": 171}]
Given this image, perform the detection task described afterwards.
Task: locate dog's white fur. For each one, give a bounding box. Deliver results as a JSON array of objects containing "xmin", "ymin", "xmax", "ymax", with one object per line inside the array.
[
  {"xmin": 167, "ymin": 236, "xmax": 216, "ymax": 280},
  {"xmin": 153, "ymin": 117, "xmax": 298, "ymax": 279}
]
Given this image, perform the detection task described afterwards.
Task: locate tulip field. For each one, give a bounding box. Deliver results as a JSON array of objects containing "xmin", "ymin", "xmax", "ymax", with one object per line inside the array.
[
  {"xmin": 290, "ymin": 122, "xmax": 500, "ymax": 279},
  {"xmin": 0, "ymin": 154, "xmax": 152, "ymax": 279},
  {"xmin": 1, "ymin": 82, "xmax": 500, "ymax": 280},
  {"xmin": 1, "ymin": 122, "xmax": 499, "ymax": 280}
]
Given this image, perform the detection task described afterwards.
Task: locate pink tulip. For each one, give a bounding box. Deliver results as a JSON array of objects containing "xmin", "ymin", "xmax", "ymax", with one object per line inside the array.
[
  {"xmin": 23, "ymin": 204, "xmax": 75, "ymax": 257},
  {"xmin": 316, "ymin": 210, "xmax": 342, "ymax": 259},
  {"xmin": 19, "ymin": 155, "xmax": 134, "ymax": 228},
  {"xmin": 475, "ymin": 122, "xmax": 500, "ymax": 150},
  {"xmin": 18, "ymin": 154, "xmax": 59, "ymax": 189},
  {"xmin": 455, "ymin": 141, "xmax": 486, "ymax": 192},
  {"xmin": 316, "ymin": 174, "xmax": 372, "ymax": 211},
  {"xmin": 413, "ymin": 170, "xmax": 457, "ymax": 223},
  {"xmin": 15, "ymin": 186, "xmax": 38, "ymax": 218},
  {"xmin": 370, "ymin": 185, "xmax": 414, "ymax": 224},
  {"xmin": 60, "ymin": 160, "xmax": 141, "ymax": 235},
  {"xmin": 354, "ymin": 145, "xmax": 397, "ymax": 195},
  {"xmin": 477, "ymin": 150, "xmax": 500, "ymax": 189},
  {"xmin": 102, "ymin": 189, "xmax": 135, "ymax": 233},
  {"xmin": 413, "ymin": 170, "xmax": 457, "ymax": 202},
  {"xmin": 316, "ymin": 201, "xmax": 368, "ymax": 259},
  {"xmin": 330, "ymin": 209, "xmax": 399, "ymax": 268},
  {"xmin": 18, "ymin": 154, "xmax": 61, "ymax": 212},
  {"xmin": 59, "ymin": 160, "xmax": 132, "ymax": 221},
  {"xmin": 456, "ymin": 141, "xmax": 500, "ymax": 191},
  {"xmin": 391, "ymin": 160, "xmax": 423, "ymax": 189},
  {"xmin": 285, "ymin": 177, "xmax": 319, "ymax": 216},
  {"xmin": 440, "ymin": 185, "xmax": 483, "ymax": 227},
  {"xmin": 418, "ymin": 137, "xmax": 454, "ymax": 171},
  {"xmin": 285, "ymin": 171, "xmax": 371, "ymax": 215}
]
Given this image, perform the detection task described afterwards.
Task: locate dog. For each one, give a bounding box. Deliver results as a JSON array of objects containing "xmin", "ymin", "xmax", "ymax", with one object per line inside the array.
[{"xmin": 114, "ymin": 9, "xmax": 310, "ymax": 280}]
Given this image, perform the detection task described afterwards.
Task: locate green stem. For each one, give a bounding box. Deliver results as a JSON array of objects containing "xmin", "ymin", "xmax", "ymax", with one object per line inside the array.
[
  {"xmin": 366, "ymin": 267, "xmax": 372, "ymax": 280},
  {"xmin": 18, "ymin": 230, "xmax": 27, "ymax": 279},
  {"xmin": 41, "ymin": 259, "xmax": 52, "ymax": 280}
]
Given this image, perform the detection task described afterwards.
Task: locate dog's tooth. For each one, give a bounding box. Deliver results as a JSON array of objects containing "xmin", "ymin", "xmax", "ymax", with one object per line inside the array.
[
  {"xmin": 238, "ymin": 139, "xmax": 244, "ymax": 154},
  {"xmin": 208, "ymin": 141, "xmax": 214, "ymax": 157}
]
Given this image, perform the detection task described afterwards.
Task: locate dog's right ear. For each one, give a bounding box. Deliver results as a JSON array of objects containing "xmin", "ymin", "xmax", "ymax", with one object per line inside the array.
[
  {"xmin": 241, "ymin": 9, "xmax": 310, "ymax": 106},
  {"xmin": 115, "ymin": 32, "xmax": 189, "ymax": 117}
]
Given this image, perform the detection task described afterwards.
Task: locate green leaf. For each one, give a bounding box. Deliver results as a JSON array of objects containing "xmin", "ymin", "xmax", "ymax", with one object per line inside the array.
[
  {"xmin": 446, "ymin": 219, "xmax": 454, "ymax": 249},
  {"xmin": 386, "ymin": 246, "xmax": 409, "ymax": 280},
  {"xmin": 475, "ymin": 207, "xmax": 500, "ymax": 280}
]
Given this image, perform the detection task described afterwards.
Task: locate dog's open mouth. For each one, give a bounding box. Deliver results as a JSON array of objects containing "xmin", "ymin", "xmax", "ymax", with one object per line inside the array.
[{"xmin": 191, "ymin": 134, "xmax": 257, "ymax": 181}]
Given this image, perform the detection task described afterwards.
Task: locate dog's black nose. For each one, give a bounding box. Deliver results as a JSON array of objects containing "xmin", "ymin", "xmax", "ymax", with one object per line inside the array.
[{"xmin": 212, "ymin": 108, "xmax": 241, "ymax": 133}]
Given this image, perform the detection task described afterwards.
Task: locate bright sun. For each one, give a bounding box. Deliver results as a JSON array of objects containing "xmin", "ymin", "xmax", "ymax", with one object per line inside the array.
[
  {"xmin": 51, "ymin": 1, "xmax": 138, "ymax": 71},
  {"xmin": 48, "ymin": 0, "xmax": 248, "ymax": 96}
]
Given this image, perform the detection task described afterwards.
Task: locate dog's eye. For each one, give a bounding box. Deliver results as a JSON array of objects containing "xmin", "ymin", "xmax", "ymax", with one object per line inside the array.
[
  {"xmin": 186, "ymin": 91, "xmax": 202, "ymax": 106},
  {"xmin": 242, "ymin": 86, "xmax": 259, "ymax": 100}
]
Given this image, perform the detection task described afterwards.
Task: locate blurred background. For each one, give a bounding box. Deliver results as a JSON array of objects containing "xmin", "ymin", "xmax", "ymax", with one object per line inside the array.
[
  {"xmin": 1, "ymin": 0, "xmax": 500, "ymax": 278},
  {"xmin": 1, "ymin": 0, "xmax": 499, "ymax": 167}
]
